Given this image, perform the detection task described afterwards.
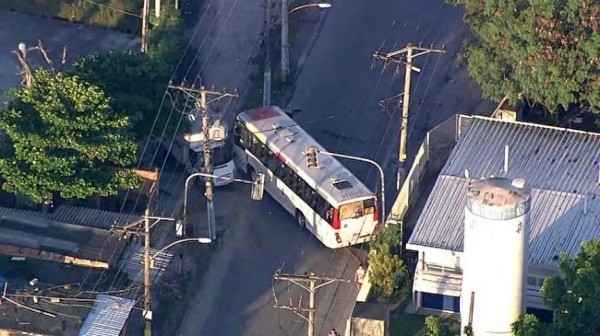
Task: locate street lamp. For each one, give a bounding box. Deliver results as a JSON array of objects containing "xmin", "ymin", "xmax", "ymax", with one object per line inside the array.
[
  {"xmin": 149, "ymin": 237, "xmax": 212, "ymax": 268},
  {"xmin": 288, "ymin": 2, "xmax": 332, "ymax": 14},
  {"xmin": 310, "ymin": 149, "xmax": 386, "ymax": 223},
  {"xmin": 281, "ymin": 1, "xmax": 332, "ymax": 82},
  {"xmin": 183, "ymin": 171, "xmax": 265, "ymax": 240}
]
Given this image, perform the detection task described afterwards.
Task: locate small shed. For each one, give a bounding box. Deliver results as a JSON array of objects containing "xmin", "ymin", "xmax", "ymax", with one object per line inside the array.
[{"xmin": 347, "ymin": 302, "xmax": 390, "ymax": 336}]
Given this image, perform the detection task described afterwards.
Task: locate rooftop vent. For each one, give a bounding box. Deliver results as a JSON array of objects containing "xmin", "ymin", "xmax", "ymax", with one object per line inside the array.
[
  {"xmin": 274, "ymin": 127, "xmax": 296, "ymax": 143},
  {"xmin": 331, "ymin": 178, "xmax": 353, "ymax": 190},
  {"xmin": 512, "ymin": 178, "xmax": 526, "ymax": 189}
]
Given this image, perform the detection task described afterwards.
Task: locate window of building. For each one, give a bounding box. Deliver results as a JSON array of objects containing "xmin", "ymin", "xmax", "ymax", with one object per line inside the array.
[{"xmin": 421, "ymin": 293, "xmax": 460, "ymax": 313}]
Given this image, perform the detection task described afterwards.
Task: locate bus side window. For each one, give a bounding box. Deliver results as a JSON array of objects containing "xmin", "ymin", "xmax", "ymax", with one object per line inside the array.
[{"xmin": 233, "ymin": 123, "xmax": 242, "ymax": 146}]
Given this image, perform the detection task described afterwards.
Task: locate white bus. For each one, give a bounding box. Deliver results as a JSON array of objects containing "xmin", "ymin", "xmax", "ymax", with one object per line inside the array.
[
  {"xmin": 159, "ymin": 110, "xmax": 236, "ymax": 187},
  {"xmin": 233, "ymin": 106, "xmax": 379, "ymax": 248}
]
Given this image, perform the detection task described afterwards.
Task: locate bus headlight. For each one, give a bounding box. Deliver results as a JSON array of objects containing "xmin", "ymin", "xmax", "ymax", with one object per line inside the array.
[{"xmin": 335, "ymin": 233, "xmax": 342, "ymax": 244}]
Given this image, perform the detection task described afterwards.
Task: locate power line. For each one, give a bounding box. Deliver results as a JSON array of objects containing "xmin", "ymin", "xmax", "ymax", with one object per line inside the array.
[
  {"xmin": 77, "ymin": 0, "xmax": 223, "ymax": 299},
  {"xmin": 113, "ymin": 0, "xmax": 243, "ymax": 312},
  {"xmin": 80, "ymin": 0, "xmax": 142, "ymax": 18},
  {"xmin": 273, "ymin": 270, "xmax": 352, "ymax": 336}
]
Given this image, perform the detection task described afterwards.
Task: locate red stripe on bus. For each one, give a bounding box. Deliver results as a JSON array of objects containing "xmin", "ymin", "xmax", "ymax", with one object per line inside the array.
[
  {"xmin": 245, "ymin": 107, "xmax": 281, "ymax": 121},
  {"xmin": 276, "ymin": 152, "xmax": 286, "ymax": 164}
]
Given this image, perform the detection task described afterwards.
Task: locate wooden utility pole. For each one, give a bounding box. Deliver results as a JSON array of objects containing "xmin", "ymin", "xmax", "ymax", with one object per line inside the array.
[
  {"xmin": 143, "ymin": 206, "xmax": 152, "ymax": 334},
  {"xmin": 155, "ymin": 0, "xmax": 161, "ymax": 18},
  {"xmin": 273, "ymin": 271, "xmax": 352, "ymax": 336},
  {"xmin": 263, "ymin": 0, "xmax": 272, "ymax": 106},
  {"xmin": 141, "ymin": 0, "xmax": 151, "ymax": 52},
  {"xmin": 109, "ymin": 169, "xmax": 180, "ymax": 336},
  {"xmin": 373, "ymin": 43, "xmax": 445, "ymax": 190},
  {"xmin": 166, "ymin": 84, "xmax": 238, "ymax": 240}
]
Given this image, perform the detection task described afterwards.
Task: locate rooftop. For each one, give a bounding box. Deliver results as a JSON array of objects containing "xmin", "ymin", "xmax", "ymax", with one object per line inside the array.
[
  {"xmin": 239, "ymin": 107, "xmax": 374, "ymax": 205},
  {"xmin": 0, "ymin": 261, "xmax": 133, "ymax": 336},
  {"xmin": 407, "ymin": 116, "xmax": 600, "ymax": 267},
  {"xmin": 78, "ymin": 294, "xmax": 136, "ymax": 336},
  {"xmin": 0, "ymin": 207, "xmax": 128, "ymax": 269}
]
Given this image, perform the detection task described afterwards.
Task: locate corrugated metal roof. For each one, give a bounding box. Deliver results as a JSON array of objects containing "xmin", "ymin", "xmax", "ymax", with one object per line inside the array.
[
  {"xmin": 408, "ymin": 116, "xmax": 600, "ymax": 267},
  {"xmin": 48, "ymin": 205, "xmax": 140, "ymax": 230},
  {"xmin": 119, "ymin": 243, "xmax": 173, "ymax": 281},
  {"xmin": 78, "ymin": 294, "xmax": 135, "ymax": 336},
  {"xmin": 0, "ymin": 205, "xmax": 140, "ymax": 230},
  {"xmin": 0, "ymin": 210, "xmax": 127, "ymax": 267},
  {"xmin": 238, "ymin": 107, "xmax": 375, "ymax": 205}
]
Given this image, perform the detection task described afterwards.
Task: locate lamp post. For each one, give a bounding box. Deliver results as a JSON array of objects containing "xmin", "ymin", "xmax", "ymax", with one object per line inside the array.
[
  {"xmin": 317, "ymin": 150, "xmax": 386, "ymax": 223},
  {"xmin": 281, "ymin": 2, "xmax": 332, "ymax": 82},
  {"xmin": 183, "ymin": 171, "xmax": 265, "ymax": 240},
  {"xmin": 149, "ymin": 237, "xmax": 212, "ymax": 268}
]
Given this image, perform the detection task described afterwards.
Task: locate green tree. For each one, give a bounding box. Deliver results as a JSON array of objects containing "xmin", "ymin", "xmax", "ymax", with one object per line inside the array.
[
  {"xmin": 0, "ymin": 69, "xmax": 140, "ymax": 203},
  {"xmin": 540, "ymin": 240, "xmax": 600, "ymax": 335},
  {"xmin": 512, "ymin": 314, "xmax": 545, "ymax": 336},
  {"xmin": 368, "ymin": 226, "xmax": 409, "ymax": 301},
  {"xmin": 72, "ymin": 50, "xmax": 181, "ymax": 138},
  {"xmin": 451, "ymin": 0, "xmax": 600, "ymax": 112},
  {"xmin": 424, "ymin": 316, "xmax": 459, "ymax": 336},
  {"xmin": 149, "ymin": 5, "xmax": 185, "ymax": 66}
]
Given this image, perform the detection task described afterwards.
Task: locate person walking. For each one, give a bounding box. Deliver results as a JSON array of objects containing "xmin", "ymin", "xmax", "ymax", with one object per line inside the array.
[
  {"xmin": 328, "ymin": 328, "xmax": 340, "ymax": 336},
  {"xmin": 355, "ymin": 263, "xmax": 366, "ymax": 290}
]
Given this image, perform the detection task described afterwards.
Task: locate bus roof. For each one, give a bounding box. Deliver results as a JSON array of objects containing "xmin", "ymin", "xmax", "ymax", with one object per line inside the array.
[{"xmin": 238, "ymin": 106, "xmax": 375, "ymax": 206}]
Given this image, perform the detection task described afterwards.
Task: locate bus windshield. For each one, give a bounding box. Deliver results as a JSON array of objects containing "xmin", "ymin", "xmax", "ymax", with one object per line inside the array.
[{"xmin": 339, "ymin": 199, "xmax": 376, "ymax": 220}]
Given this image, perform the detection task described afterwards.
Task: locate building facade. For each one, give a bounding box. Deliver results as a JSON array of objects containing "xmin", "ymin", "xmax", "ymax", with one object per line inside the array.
[{"xmin": 406, "ymin": 116, "xmax": 600, "ymax": 320}]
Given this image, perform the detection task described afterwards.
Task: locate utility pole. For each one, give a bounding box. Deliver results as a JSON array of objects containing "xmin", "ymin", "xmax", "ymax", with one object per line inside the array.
[
  {"xmin": 373, "ymin": 43, "xmax": 445, "ymax": 190},
  {"xmin": 263, "ymin": 0, "xmax": 272, "ymax": 106},
  {"xmin": 109, "ymin": 169, "xmax": 173, "ymax": 336},
  {"xmin": 143, "ymin": 206, "xmax": 152, "ymax": 334},
  {"xmin": 281, "ymin": 0, "xmax": 289, "ymax": 82},
  {"xmin": 166, "ymin": 84, "xmax": 238, "ymax": 240},
  {"xmin": 141, "ymin": 0, "xmax": 151, "ymax": 52},
  {"xmin": 155, "ymin": 0, "xmax": 161, "ymax": 18},
  {"xmin": 273, "ymin": 271, "xmax": 352, "ymax": 336}
]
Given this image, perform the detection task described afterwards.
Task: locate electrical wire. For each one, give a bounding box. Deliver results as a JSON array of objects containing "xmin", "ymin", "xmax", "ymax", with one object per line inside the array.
[
  {"xmin": 80, "ymin": 0, "xmax": 142, "ymax": 18},
  {"xmin": 113, "ymin": 0, "xmax": 244, "ymax": 307},
  {"xmin": 310, "ymin": 7, "xmax": 449, "ymax": 333},
  {"xmin": 76, "ymin": 0, "xmax": 221, "ymax": 296},
  {"xmin": 269, "ymin": 10, "xmax": 405, "ymax": 335}
]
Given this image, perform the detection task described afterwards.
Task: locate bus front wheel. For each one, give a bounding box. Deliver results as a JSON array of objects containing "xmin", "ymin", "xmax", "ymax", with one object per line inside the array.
[{"xmin": 296, "ymin": 211, "xmax": 306, "ymax": 229}]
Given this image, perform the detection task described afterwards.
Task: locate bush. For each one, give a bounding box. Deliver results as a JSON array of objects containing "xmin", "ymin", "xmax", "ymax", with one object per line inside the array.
[
  {"xmin": 424, "ymin": 316, "xmax": 460, "ymax": 336},
  {"xmin": 148, "ymin": 5, "xmax": 185, "ymax": 68},
  {"xmin": 368, "ymin": 226, "xmax": 409, "ymax": 302}
]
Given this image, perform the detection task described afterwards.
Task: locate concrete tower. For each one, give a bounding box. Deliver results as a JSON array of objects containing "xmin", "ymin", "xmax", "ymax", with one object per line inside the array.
[{"xmin": 460, "ymin": 177, "xmax": 531, "ymax": 335}]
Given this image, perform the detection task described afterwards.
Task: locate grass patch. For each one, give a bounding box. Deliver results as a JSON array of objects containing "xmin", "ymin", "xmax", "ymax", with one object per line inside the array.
[
  {"xmin": 1, "ymin": 0, "xmax": 143, "ymax": 34},
  {"xmin": 389, "ymin": 311, "xmax": 428, "ymax": 336}
]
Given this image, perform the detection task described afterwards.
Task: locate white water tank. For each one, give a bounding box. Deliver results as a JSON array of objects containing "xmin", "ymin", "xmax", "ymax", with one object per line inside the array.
[{"xmin": 460, "ymin": 177, "xmax": 531, "ymax": 335}]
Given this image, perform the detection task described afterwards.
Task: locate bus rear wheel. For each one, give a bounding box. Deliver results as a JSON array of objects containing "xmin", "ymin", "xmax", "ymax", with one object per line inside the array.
[{"xmin": 296, "ymin": 211, "xmax": 306, "ymax": 229}]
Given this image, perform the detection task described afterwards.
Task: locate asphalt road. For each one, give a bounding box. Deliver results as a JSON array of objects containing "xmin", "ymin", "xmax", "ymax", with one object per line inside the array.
[{"xmin": 178, "ymin": 0, "xmax": 495, "ymax": 335}]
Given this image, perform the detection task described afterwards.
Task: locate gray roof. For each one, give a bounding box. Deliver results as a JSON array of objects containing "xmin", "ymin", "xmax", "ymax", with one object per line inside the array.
[
  {"xmin": 0, "ymin": 205, "xmax": 139, "ymax": 230},
  {"xmin": 407, "ymin": 116, "xmax": 600, "ymax": 267},
  {"xmin": 78, "ymin": 294, "xmax": 135, "ymax": 336},
  {"xmin": 119, "ymin": 243, "xmax": 174, "ymax": 281},
  {"xmin": 0, "ymin": 210, "xmax": 127, "ymax": 267},
  {"xmin": 238, "ymin": 107, "xmax": 374, "ymax": 206}
]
